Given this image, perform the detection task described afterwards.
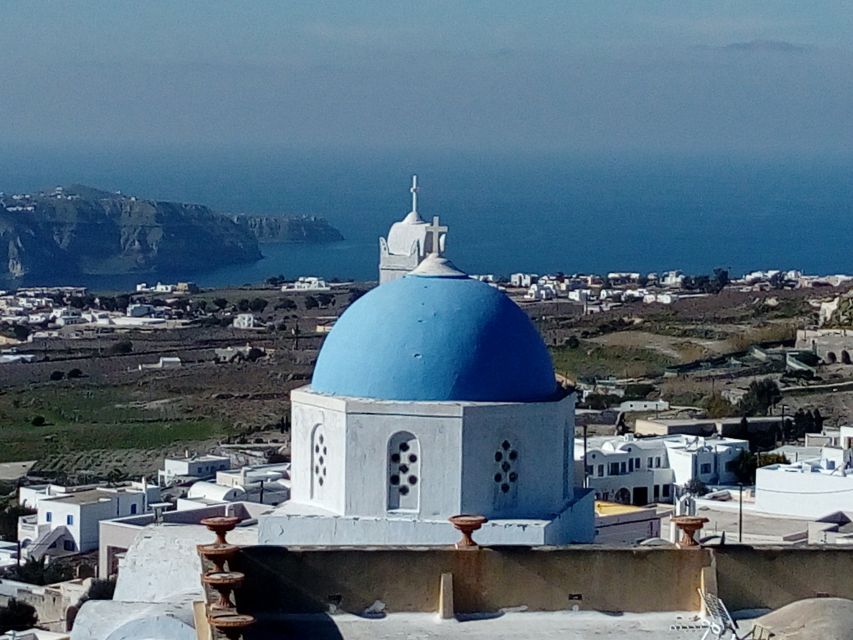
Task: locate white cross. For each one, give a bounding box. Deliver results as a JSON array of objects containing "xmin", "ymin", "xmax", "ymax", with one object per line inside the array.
[
  {"xmin": 410, "ymin": 175, "xmax": 419, "ymax": 214},
  {"xmin": 425, "ymin": 215, "xmax": 447, "ymax": 256}
]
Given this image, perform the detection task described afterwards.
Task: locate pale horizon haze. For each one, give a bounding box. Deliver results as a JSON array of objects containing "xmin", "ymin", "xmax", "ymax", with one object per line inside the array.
[{"xmin": 2, "ymin": 1, "xmax": 853, "ymax": 157}]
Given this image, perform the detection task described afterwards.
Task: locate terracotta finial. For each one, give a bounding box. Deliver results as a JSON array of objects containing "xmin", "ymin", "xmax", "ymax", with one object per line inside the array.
[{"xmin": 449, "ymin": 514, "xmax": 488, "ymax": 549}]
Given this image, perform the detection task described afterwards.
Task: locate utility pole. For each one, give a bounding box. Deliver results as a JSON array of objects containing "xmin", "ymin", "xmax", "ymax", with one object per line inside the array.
[{"xmin": 738, "ymin": 483, "xmax": 744, "ymax": 543}]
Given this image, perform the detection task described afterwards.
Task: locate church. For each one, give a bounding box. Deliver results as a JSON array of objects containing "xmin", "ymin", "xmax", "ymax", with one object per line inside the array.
[{"xmin": 259, "ymin": 178, "xmax": 594, "ymax": 546}]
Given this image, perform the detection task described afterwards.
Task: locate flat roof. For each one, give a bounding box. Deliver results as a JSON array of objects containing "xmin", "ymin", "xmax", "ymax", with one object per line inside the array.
[{"xmin": 595, "ymin": 501, "xmax": 652, "ymax": 516}]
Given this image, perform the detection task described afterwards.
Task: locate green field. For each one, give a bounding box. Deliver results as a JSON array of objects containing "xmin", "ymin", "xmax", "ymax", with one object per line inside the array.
[
  {"xmin": 0, "ymin": 386, "xmax": 231, "ymax": 464},
  {"xmin": 551, "ymin": 341, "xmax": 677, "ymax": 381}
]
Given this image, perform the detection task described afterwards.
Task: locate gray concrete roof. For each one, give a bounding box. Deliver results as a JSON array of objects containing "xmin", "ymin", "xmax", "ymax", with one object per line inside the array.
[{"xmin": 246, "ymin": 611, "xmax": 727, "ymax": 639}]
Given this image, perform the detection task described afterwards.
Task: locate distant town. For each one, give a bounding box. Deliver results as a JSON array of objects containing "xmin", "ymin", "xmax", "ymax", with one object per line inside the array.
[{"xmin": 3, "ymin": 227, "xmax": 853, "ymax": 634}]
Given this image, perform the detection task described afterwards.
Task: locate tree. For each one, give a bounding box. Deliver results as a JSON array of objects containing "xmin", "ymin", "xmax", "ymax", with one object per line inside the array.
[
  {"xmin": 275, "ymin": 298, "xmax": 297, "ymax": 311},
  {"xmin": 49, "ymin": 370, "xmax": 65, "ymax": 381},
  {"xmin": 738, "ymin": 379, "xmax": 782, "ymax": 417},
  {"xmin": 108, "ymin": 340, "xmax": 133, "ymax": 355},
  {"xmin": 565, "ymin": 335, "xmax": 580, "ymax": 349},
  {"xmin": 708, "ymin": 268, "xmax": 729, "ymax": 294},
  {"xmin": 105, "ymin": 467, "xmax": 124, "ymax": 486},
  {"xmin": 0, "ymin": 505, "xmax": 35, "ymax": 542},
  {"xmin": 704, "ymin": 393, "xmax": 737, "ymax": 418},
  {"xmin": 12, "ymin": 324, "xmax": 30, "ymax": 342},
  {"xmin": 212, "ymin": 298, "xmax": 229, "ymax": 311},
  {"xmin": 7, "ymin": 557, "xmax": 73, "ymax": 586},
  {"xmin": 31, "ymin": 415, "xmax": 46, "ymax": 427},
  {"xmin": 67, "ymin": 368, "xmax": 84, "ymax": 379},
  {"xmin": 732, "ymin": 450, "xmax": 789, "ymax": 484},
  {"xmin": 813, "ymin": 408, "xmax": 825, "ymax": 432},
  {"xmin": 683, "ymin": 479, "xmax": 709, "ymax": 496},
  {"xmin": 237, "ymin": 299, "xmax": 251, "ymax": 312},
  {"xmin": 249, "ymin": 298, "xmax": 268, "ymax": 313},
  {"xmin": 79, "ymin": 578, "xmax": 116, "ymax": 604},
  {"xmin": 316, "ymin": 293, "xmax": 335, "ymax": 308},
  {"xmin": 303, "ymin": 295, "xmax": 319, "ymax": 310},
  {"xmin": 0, "ymin": 598, "xmax": 37, "ymax": 631}
]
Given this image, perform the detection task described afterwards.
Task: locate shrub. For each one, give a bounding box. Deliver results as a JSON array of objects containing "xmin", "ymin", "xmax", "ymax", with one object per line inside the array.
[
  {"xmin": 67, "ymin": 368, "xmax": 84, "ymax": 379},
  {"xmin": 31, "ymin": 415, "xmax": 46, "ymax": 427},
  {"xmin": 108, "ymin": 340, "xmax": 133, "ymax": 355},
  {"xmin": 49, "ymin": 370, "xmax": 65, "ymax": 381},
  {"xmin": 0, "ymin": 598, "xmax": 37, "ymax": 631}
]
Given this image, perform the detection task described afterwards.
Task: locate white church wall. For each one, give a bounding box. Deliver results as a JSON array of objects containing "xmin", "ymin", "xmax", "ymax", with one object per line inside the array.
[
  {"xmin": 290, "ymin": 391, "xmax": 348, "ymax": 515},
  {"xmin": 461, "ymin": 397, "xmax": 574, "ymax": 519},
  {"xmin": 344, "ymin": 410, "xmax": 463, "ymax": 518}
]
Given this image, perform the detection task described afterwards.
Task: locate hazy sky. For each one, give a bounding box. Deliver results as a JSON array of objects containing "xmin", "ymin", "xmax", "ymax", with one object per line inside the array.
[{"xmin": 2, "ymin": 1, "xmax": 852, "ymax": 155}]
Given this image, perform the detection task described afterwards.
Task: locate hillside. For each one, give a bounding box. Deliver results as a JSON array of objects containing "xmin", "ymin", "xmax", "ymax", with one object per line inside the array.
[
  {"xmin": 232, "ymin": 214, "xmax": 344, "ymax": 244},
  {"xmin": 0, "ymin": 185, "xmax": 262, "ymax": 280}
]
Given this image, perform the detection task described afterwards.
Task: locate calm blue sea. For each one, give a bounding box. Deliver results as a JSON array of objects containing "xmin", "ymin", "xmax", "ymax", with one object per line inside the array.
[{"xmin": 3, "ymin": 149, "xmax": 853, "ymax": 290}]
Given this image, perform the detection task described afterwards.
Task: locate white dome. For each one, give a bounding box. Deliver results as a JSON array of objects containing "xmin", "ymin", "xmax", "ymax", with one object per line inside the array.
[{"xmin": 385, "ymin": 212, "xmax": 428, "ymax": 256}]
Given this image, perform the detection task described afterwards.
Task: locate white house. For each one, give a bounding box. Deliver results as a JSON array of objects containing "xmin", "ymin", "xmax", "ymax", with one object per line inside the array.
[
  {"xmin": 232, "ymin": 313, "xmax": 256, "ymax": 329},
  {"xmin": 661, "ymin": 271, "xmax": 685, "ymax": 288},
  {"xmin": 577, "ymin": 434, "xmax": 749, "ymax": 505},
  {"xmin": 524, "ymin": 282, "xmax": 556, "ymax": 301},
  {"xmin": 17, "ymin": 483, "xmax": 160, "ymax": 559},
  {"xmin": 755, "ymin": 426, "xmax": 853, "ymax": 518},
  {"xmin": 281, "ymin": 276, "xmax": 331, "ymax": 292},
  {"xmin": 127, "ymin": 303, "xmax": 155, "ymax": 318},
  {"xmin": 157, "ymin": 454, "xmax": 231, "ymax": 486},
  {"xmin": 510, "ymin": 273, "xmax": 539, "ymax": 288}
]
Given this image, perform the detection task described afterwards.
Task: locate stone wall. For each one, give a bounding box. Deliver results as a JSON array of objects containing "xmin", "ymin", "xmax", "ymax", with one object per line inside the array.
[
  {"xmin": 233, "ymin": 544, "xmax": 853, "ymax": 619},
  {"xmin": 714, "ymin": 546, "xmax": 853, "ymax": 611},
  {"xmin": 233, "ymin": 546, "xmax": 708, "ymax": 616}
]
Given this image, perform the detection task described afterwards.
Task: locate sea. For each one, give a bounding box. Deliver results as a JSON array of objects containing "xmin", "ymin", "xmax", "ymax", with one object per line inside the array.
[{"xmin": 3, "ymin": 148, "xmax": 853, "ymax": 290}]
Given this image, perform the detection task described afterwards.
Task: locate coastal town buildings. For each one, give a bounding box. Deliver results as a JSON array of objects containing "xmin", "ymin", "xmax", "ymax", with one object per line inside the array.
[
  {"xmin": 17, "ymin": 483, "xmax": 160, "ymax": 559},
  {"xmin": 157, "ymin": 454, "xmax": 231, "ymax": 487},
  {"xmin": 577, "ymin": 434, "xmax": 748, "ymax": 505}
]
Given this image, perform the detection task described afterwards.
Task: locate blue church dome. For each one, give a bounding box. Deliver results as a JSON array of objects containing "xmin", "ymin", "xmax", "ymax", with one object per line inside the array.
[{"xmin": 311, "ymin": 263, "xmax": 559, "ymax": 403}]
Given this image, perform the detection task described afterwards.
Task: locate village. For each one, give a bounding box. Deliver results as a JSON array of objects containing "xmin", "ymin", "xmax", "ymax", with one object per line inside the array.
[{"xmin": 0, "ymin": 190, "xmax": 852, "ymax": 637}]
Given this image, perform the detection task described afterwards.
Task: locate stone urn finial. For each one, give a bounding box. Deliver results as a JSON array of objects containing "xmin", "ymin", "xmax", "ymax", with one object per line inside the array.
[
  {"xmin": 671, "ymin": 515, "xmax": 709, "ymax": 547},
  {"xmin": 449, "ymin": 514, "xmax": 488, "ymax": 549}
]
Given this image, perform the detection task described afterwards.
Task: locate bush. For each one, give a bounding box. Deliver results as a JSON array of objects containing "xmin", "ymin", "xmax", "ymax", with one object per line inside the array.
[
  {"xmin": 81, "ymin": 578, "xmax": 116, "ymax": 602},
  {"xmin": 49, "ymin": 370, "xmax": 65, "ymax": 381},
  {"xmin": 0, "ymin": 598, "xmax": 37, "ymax": 631},
  {"xmin": 249, "ymin": 298, "xmax": 268, "ymax": 312},
  {"xmin": 67, "ymin": 368, "xmax": 84, "ymax": 379},
  {"xmin": 108, "ymin": 340, "xmax": 133, "ymax": 355},
  {"xmin": 683, "ymin": 479, "xmax": 709, "ymax": 496},
  {"xmin": 31, "ymin": 415, "xmax": 46, "ymax": 427}
]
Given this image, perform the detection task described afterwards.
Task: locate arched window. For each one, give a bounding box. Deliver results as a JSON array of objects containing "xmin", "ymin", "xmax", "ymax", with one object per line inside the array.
[
  {"xmin": 493, "ymin": 438, "xmax": 520, "ymax": 508},
  {"xmin": 387, "ymin": 432, "xmax": 420, "ymax": 511},
  {"xmin": 310, "ymin": 424, "xmax": 327, "ymax": 500}
]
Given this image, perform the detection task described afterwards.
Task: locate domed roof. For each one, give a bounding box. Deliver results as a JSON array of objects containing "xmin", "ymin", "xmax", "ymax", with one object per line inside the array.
[{"xmin": 311, "ymin": 262, "xmax": 559, "ymax": 403}]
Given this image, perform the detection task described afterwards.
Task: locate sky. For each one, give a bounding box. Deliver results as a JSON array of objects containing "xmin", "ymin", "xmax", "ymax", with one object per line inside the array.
[{"xmin": 1, "ymin": 1, "xmax": 852, "ymax": 156}]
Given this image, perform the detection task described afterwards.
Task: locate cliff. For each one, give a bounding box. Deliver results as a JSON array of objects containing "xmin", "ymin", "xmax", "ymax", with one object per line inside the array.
[
  {"xmin": 232, "ymin": 214, "xmax": 344, "ymax": 244},
  {"xmin": 0, "ymin": 185, "xmax": 261, "ymax": 280}
]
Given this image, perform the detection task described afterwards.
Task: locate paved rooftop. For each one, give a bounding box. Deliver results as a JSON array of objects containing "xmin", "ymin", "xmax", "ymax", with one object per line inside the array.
[{"xmin": 248, "ymin": 611, "xmax": 725, "ymax": 639}]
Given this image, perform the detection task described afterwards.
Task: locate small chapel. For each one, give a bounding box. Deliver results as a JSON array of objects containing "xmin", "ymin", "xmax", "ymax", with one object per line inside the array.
[{"xmin": 260, "ymin": 178, "xmax": 594, "ymax": 546}]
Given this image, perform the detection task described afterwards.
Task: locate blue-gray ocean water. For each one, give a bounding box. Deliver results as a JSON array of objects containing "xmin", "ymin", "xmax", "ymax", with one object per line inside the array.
[{"xmin": 3, "ymin": 149, "xmax": 853, "ymax": 290}]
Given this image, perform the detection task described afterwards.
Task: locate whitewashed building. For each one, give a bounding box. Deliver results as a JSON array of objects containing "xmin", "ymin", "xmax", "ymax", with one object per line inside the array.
[
  {"xmin": 577, "ymin": 434, "xmax": 749, "ymax": 505},
  {"xmin": 261, "ymin": 222, "xmax": 594, "ymax": 546},
  {"xmin": 157, "ymin": 454, "xmax": 231, "ymax": 486},
  {"xmin": 17, "ymin": 483, "xmax": 160, "ymax": 559},
  {"xmin": 378, "ymin": 176, "xmax": 444, "ymax": 284}
]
